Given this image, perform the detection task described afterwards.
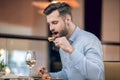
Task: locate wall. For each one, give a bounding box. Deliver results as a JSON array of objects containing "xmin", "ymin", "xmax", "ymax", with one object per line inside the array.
[
  {"xmin": 102, "ymin": 0, "xmax": 120, "ymax": 61},
  {"xmin": 0, "ymin": 0, "xmax": 84, "ymax": 37}
]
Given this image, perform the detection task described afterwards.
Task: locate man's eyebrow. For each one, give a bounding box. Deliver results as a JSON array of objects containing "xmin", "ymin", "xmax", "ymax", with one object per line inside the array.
[{"xmin": 52, "ymin": 20, "xmax": 58, "ymax": 22}]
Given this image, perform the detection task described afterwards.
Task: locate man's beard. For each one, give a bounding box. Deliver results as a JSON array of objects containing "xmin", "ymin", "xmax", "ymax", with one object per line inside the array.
[
  {"xmin": 59, "ymin": 23, "xmax": 68, "ymax": 37},
  {"xmin": 51, "ymin": 24, "xmax": 68, "ymax": 51}
]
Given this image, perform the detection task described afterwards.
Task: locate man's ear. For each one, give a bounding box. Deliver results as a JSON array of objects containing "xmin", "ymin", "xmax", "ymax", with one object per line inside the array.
[{"xmin": 65, "ymin": 14, "xmax": 71, "ymax": 23}]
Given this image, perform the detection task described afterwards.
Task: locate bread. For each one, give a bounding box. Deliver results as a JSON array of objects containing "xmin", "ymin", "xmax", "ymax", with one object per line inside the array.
[{"xmin": 48, "ymin": 37, "xmax": 55, "ymax": 42}]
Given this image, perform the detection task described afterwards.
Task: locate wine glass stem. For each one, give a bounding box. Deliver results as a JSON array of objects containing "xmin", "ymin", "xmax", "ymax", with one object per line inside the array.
[{"xmin": 29, "ymin": 68, "xmax": 32, "ymax": 80}]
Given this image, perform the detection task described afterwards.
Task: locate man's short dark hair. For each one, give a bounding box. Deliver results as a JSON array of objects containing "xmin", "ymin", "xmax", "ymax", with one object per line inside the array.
[{"xmin": 44, "ymin": 2, "xmax": 72, "ymax": 17}]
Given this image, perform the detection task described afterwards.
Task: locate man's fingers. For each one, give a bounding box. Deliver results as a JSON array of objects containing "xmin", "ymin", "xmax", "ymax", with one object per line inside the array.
[
  {"xmin": 37, "ymin": 66, "xmax": 50, "ymax": 79},
  {"xmin": 42, "ymin": 73, "xmax": 51, "ymax": 80}
]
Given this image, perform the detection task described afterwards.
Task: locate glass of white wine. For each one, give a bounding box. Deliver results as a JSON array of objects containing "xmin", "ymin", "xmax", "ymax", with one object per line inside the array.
[{"xmin": 25, "ymin": 50, "xmax": 36, "ymax": 80}]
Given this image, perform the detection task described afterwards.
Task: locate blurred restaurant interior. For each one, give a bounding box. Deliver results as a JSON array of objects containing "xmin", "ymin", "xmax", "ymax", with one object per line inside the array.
[{"xmin": 0, "ymin": 0, "xmax": 120, "ymax": 80}]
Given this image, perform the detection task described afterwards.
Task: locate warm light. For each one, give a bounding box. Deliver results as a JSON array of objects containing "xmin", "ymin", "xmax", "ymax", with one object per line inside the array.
[
  {"xmin": 0, "ymin": 49, "xmax": 5, "ymax": 57},
  {"xmin": 5, "ymin": 67, "xmax": 11, "ymax": 75},
  {"xmin": 32, "ymin": 0, "xmax": 80, "ymax": 14},
  {"xmin": 38, "ymin": 10, "xmax": 44, "ymax": 14},
  {"xmin": 32, "ymin": 1, "xmax": 50, "ymax": 9},
  {"xmin": 51, "ymin": 1, "xmax": 58, "ymax": 3}
]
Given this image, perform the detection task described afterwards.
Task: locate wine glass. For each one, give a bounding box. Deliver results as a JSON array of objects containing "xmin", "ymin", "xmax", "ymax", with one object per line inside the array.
[{"xmin": 25, "ymin": 50, "xmax": 36, "ymax": 80}]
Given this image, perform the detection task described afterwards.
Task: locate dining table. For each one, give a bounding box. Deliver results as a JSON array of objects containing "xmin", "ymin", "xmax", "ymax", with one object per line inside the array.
[{"xmin": 0, "ymin": 74, "xmax": 40, "ymax": 80}]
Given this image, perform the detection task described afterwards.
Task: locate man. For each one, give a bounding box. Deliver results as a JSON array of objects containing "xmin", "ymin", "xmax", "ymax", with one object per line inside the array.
[{"xmin": 37, "ymin": 2, "xmax": 104, "ymax": 80}]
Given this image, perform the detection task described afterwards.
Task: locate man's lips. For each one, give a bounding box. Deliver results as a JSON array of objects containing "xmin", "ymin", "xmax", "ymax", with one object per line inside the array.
[
  {"xmin": 52, "ymin": 32, "xmax": 58, "ymax": 37},
  {"xmin": 52, "ymin": 32, "xmax": 58, "ymax": 35}
]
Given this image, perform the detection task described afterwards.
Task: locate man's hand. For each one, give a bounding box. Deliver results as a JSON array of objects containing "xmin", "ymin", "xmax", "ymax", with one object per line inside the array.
[
  {"xmin": 37, "ymin": 66, "xmax": 51, "ymax": 80},
  {"xmin": 53, "ymin": 37, "xmax": 74, "ymax": 54}
]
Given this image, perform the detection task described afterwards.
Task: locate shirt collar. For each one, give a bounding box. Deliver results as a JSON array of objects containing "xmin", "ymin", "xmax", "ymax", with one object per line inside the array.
[{"xmin": 69, "ymin": 26, "xmax": 81, "ymax": 44}]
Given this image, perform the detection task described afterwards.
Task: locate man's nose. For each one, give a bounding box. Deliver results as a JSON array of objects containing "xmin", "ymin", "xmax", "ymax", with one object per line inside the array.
[{"xmin": 50, "ymin": 26, "xmax": 55, "ymax": 31}]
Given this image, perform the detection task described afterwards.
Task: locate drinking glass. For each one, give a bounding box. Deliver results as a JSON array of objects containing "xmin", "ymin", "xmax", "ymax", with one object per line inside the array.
[{"xmin": 25, "ymin": 50, "xmax": 36, "ymax": 80}]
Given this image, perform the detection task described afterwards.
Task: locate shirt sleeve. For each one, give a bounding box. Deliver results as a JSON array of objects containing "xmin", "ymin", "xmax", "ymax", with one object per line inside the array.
[{"xmin": 69, "ymin": 38, "xmax": 104, "ymax": 80}]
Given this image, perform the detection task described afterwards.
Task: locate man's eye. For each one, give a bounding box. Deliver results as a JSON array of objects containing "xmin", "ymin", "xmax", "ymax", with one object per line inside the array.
[{"xmin": 52, "ymin": 21, "xmax": 58, "ymax": 24}]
